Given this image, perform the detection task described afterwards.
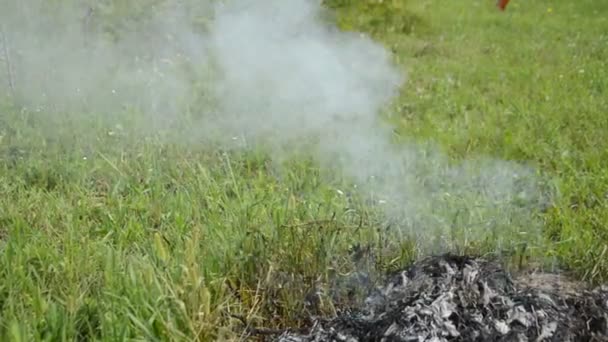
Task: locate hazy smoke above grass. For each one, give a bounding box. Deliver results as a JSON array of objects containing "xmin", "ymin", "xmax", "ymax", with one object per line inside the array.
[{"xmin": 0, "ymin": 0, "xmax": 548, "ymax": 253}]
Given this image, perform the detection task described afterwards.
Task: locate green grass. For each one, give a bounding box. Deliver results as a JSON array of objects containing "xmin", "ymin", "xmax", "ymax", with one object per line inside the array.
[{"xmin": 1, "ymin": 0, "xmax": 608, "ymax": 340}]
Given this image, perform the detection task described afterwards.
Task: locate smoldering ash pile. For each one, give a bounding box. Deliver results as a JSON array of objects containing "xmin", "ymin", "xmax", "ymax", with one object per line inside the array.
[{"xmin": 277, "ymin": 254, "xmax": 608, "ymax": 342}]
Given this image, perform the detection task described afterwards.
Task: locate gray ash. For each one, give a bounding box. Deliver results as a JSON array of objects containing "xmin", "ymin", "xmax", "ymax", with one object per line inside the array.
[{"xmin": 275, "ymin": 255, "xmax": 608, "ymax": 342}]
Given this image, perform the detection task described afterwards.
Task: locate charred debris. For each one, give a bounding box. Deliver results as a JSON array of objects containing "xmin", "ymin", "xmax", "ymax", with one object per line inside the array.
[{"xmin": 266, "ymin": 254, "xmax": 608, "ymax": 342}]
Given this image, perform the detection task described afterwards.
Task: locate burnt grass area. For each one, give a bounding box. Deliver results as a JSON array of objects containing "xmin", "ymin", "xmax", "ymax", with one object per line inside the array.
[{"xmin": 269, "ymin": 254, "xmax": 608, "ymax": 342}]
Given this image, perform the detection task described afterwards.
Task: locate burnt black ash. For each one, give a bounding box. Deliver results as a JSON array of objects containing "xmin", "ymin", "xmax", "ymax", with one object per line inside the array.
[{"xmin": 275, "ymin": 255, "xmax": 608, "ymax": 342}]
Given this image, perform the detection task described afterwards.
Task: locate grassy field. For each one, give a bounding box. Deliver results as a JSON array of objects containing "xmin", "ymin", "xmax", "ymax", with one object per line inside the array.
[{"xmin": 1, "ymin": 0, "xmax": 607, "ymax": 340}]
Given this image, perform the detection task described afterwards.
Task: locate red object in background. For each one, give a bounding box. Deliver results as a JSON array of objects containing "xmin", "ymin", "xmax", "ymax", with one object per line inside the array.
[{"xmin": 497, "ymin": 0, "xmax": 510, "ymax": 11}]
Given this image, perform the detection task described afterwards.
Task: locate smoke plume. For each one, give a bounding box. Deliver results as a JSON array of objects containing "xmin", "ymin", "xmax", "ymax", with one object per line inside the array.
[{"xmin": 0, "ymin": 0, "xmax": 548, "ymax": 253}]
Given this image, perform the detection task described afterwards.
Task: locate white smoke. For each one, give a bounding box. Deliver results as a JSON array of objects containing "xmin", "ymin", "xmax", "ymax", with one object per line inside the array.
[
  {"xmin": 0, "ymin": 0, "xmax": 548, "ymax": 253},
  {"xmin": 199, "ymin": 0, "xmax": 546, "ymax": 253}
]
